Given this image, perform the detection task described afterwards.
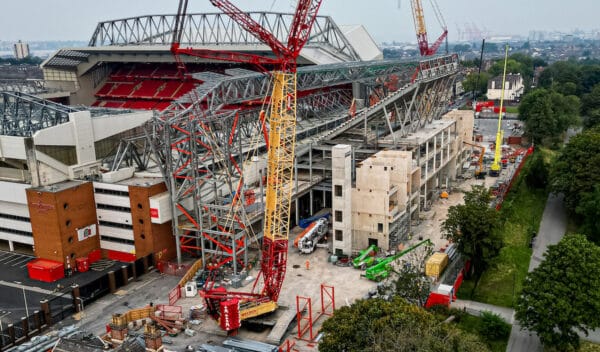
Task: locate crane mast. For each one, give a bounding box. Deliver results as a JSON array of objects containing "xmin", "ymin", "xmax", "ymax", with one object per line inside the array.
[
  {"xmin": 490, "ymin": 45, "xmax": 510, "ymax": 177},
  {"xmin": 170, "ymin": 0, "xmax": 322, "ymax": 327}
]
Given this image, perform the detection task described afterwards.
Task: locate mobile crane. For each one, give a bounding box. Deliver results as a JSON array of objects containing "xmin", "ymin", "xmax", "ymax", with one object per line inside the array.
[
  {"xmin": 489, "ymin": 45, "xmax": 510, "ymax": 177},
  {"xmin": 410, "ymin": 0, "xmax": 448, "ymax": 56},
  {"xmin": 170, "ymin": 0, "xmax": 323, "ymax": 329}
]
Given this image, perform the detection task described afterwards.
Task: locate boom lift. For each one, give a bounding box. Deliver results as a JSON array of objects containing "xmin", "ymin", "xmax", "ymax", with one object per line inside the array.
[
  {"xmin": 489, "ymin": 45, "xmax": 509, "ymax": 177},
  {"xmin": 352, "ymin": 244, "xmax": 379, "ymax": 269},
  {"xmin": 170, "ymin": 0, "xmax": 323, "ymax": 329},
  {"xmin": 365, "ymin": 239, "xmax": 432, "ymax": 281}
]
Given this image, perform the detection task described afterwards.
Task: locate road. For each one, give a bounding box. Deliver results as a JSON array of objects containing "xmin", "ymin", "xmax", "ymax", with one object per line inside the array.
[{"xmin": 506, "ymin": 193, "xmax": 567, "ymax": 352}]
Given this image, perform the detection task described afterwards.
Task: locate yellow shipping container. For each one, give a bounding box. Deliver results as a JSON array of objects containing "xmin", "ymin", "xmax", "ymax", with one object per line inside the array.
[{"xmin": 425, "ymin": 252, "xmax": 449, "ymax": 279}]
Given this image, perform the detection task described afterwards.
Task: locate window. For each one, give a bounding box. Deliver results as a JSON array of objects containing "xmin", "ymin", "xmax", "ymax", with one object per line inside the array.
[
  {"xmin": 334, "ymin": 185, "xmax": 342, "ymax": 197},
  {"xmin": 335, "ymin": 230, "xmax": 343, "ymax": 241},
  {"xmin": 377, "ymin": 223, "xmax": 384, "ymax": 232},
  {"xmin": 335, "ymin": 210, "xmax": 343, "ymax": 222}
]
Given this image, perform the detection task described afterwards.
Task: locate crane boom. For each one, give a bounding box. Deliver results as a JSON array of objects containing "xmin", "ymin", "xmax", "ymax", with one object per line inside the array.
[{"xmin": 490, "ymin": 45, "xmax": 510, "ymax": 177}]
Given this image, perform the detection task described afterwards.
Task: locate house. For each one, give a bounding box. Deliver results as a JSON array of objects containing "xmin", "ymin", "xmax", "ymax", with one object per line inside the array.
[{"xmin": 487, "ymin": 73, "xmax": 524, "ymax": 101}]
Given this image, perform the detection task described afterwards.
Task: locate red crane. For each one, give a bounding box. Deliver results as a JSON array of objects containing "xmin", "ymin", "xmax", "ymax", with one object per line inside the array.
[
  {"xmin": 410, "ymin": 0, "xmax": 448, "ymax": 56},
  {"xmin": 170, "ymin": 0, "xmax": 323, "ymax": 329}
]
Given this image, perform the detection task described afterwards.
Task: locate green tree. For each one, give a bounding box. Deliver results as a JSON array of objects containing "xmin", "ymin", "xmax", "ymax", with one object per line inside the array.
[
  {"xmin": 525, "ymin": 150, "xmax": 548, "ymax": 189},
  {"xmin": 550, "ymin": 126, "xmax": 600, "ymax": 217},
  {"xmin": 538, "ymin": 60, "xmax": 581, "ymax": 90},
  {"xmin": 462, "ymin": 72, "xmax": 490, "ymax": 97},
  {"xmin": 488, "ymin": 58, "xmax": 524, "ymax": 77},
  {"xmin": 442, "ymin": 185, "xmax": 502, "ymax": 284},
  {"xmin": 479, "ymin": 311, "xmax": 511, "ymax": 341},
  {"xmin": 582, "ymin": 84, "xmax": 600, "ymax": 128},
  {"xmin": 515, "ymin": 234, "xmax": 600, "ymax": 351},
  {"xmin": 518, "ymin": 88, "xmax": 580, "ymax": 145},
  {"xmin": 319, "ymin": 297, "xmax": 489, "ymax": 352},
  {"xmin": 576, "ymin": 185, "xmax": 600, "ymax": 241}
]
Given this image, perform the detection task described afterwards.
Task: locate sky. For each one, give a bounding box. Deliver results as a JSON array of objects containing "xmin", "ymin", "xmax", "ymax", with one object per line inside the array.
[{"xmin": 0, "ymin": 0, "xmax": 598, "ymax": 43}]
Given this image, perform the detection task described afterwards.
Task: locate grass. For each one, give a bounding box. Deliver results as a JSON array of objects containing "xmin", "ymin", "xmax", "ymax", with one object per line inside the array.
[
  {"xmin": 505, "ymin": 105, "xmax": 519, "ymax": 114},
  {"xmin": 453, "ymin": 314, "xmax": 509, "ymax": 352},
  {"xmin": 457, "ymin": 150, "xmax": 550, "ymax": 307}
]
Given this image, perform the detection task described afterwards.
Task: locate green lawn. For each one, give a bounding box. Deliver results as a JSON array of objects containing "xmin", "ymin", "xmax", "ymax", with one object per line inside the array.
[
  {"xmin": 505, "ymin": 106, "xmax": 519, "ymax": 114},
  {"xmin": 457, "ymin": 153, "xmax": 549, "ymax": 307},
  {"xmin": 453, "ymin": 314, "xmax": 509, "ymax": 352}
]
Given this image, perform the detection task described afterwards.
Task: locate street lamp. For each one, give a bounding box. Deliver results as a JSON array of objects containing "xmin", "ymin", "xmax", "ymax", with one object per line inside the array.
[{"xmin": 13, "ymin": 282, "xmax": 29, "ymax": 318}]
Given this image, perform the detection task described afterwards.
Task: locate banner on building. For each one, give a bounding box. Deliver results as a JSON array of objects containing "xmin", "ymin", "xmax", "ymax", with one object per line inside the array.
[{"xmin": 77, "ymin": 224, "xmax": 97, "ymax": 241}]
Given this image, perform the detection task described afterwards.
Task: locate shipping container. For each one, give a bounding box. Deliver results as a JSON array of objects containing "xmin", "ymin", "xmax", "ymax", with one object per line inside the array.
[
  {"xmin": 27, "ymin": 259, "xmax": 65, "ymax": 282},
  {"xmin": 425, "ymin": 252, "xmax": 449, "ymax": 279}
]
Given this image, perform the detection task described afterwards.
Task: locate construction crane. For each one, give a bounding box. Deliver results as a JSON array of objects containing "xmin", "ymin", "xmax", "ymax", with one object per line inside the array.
[
  {"xmin": 410, "ymin": 0, "xmax": 448, "ymax": 56},
  {"xmin": 170, "ymin": 0, "xmax": 323, "ymax": 329},
  {"xmin": 489, "ymin": 45, "xmax": 509, "ymax": 177},
  {"xmin": 463, "ymin": 141, "xmax": 486, "ymax": 179}
]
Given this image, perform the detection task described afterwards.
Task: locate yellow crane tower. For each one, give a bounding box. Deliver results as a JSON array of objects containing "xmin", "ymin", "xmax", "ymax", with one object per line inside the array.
[{"xmin": 489, "ymin": 45, "xmax": 509, "ymax": 177}]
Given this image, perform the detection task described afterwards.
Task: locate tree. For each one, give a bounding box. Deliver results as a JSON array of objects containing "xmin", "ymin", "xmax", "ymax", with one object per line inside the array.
[
  {"xmin": 582, "ymin": 84, "xmax": 600, "ymax": 128},
  {"xmin": 442, "ymin": 185, "xmax": 502, "ymax": 284},
  {"xmin": 462, "ymin": 72, "xmax": 490, "ymax": 97},
  {"xmin": 550, "ymin": 126, "xmax": 600, "ymax": 216},
  {"xmin": 538, "ymin": 60, "xmax": 581, "ymax": 90},
  {"xmin": 525, "ymin": 150, "xmax": 548, "ymax": 189},
  {"xmin": 515, "ymin": 234, "xmax": 600, "ymax": 351},
  {"xmin": 319, "ymin": 297, "xmax": 489, "ymax": 352},
  {"xmin": 576, "ymin": 185, "xmax": 600, "ymax": 241},
  {"xmin": 518, "ymin": 88, "xmax": 580, "ymax": 145}
]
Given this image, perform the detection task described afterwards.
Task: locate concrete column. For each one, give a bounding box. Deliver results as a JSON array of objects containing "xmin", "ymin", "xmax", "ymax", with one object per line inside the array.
[
  {"xmin": 142, "ymin": 256, "xmax": 149, "ymax": 274},
  {"xmin": 331, "ymin": 144, "xmax": 353, "ymax": 255},
  {"xmin": 8, "ymin": 241, "xmax": 13, "ymax": 252}
]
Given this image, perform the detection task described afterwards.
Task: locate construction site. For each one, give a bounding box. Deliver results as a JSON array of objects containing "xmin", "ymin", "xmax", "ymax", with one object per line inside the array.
[{"xmin": 0, "ymin": 1, "xmax": 529, "ymax": 351}]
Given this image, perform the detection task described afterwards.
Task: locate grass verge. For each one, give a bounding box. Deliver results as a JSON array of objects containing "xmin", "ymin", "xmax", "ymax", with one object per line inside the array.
[{"xmin": 457, "ymin": 150, "xmax": 550, "ymax": 307}]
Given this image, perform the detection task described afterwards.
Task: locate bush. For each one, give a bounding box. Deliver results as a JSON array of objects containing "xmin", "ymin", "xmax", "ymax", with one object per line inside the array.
[{"xmin": 479, "ymin": 311, "xmax": 511, "ymax": 340}]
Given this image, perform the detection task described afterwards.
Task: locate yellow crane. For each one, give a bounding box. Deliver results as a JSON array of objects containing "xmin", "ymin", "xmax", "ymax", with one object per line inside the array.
[{"xmin": 489, "ymin": 45, "xmax": 510, "ymax": 177}]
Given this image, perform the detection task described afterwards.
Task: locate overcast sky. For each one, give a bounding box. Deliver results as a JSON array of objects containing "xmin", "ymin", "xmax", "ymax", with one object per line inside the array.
[{"xmin": 0, "ymin": 0, "xmax": 598, "ymax": 43}]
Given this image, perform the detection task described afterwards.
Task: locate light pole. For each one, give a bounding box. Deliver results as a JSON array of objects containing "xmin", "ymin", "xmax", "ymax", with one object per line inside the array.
[{"xmin": 13, "ymin": 282, "xmax": 29, "ymax": 318}]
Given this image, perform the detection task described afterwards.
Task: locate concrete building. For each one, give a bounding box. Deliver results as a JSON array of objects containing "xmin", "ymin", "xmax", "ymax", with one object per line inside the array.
[
  {"xmin": 332, "ymin": 109, "xmax": 474, "ymax": 255},
  {"xmin": 487, "ymin": 73, "xmax": 524, "ymax": 101},
  {"xmin": 13, "ymin": 41, "xmax": 30, "ymax": 59}
]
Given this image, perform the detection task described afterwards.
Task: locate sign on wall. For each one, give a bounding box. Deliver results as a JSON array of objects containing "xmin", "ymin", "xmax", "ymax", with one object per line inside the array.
[{"xmin": 77, "ymin": 224, "xmax": 97, "ymax": 241}]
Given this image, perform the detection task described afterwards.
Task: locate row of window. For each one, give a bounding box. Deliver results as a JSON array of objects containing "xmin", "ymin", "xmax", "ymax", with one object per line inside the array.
[
  {"xmin": 0, "ymin": 212, "xmax": 29, "ymax": 222},
  {"xmin": 99, "ymin": 220, "xmax": 133, "ymax": 230},
  {"xmin": 0, "ymin": 226, "xmax": 33, "ymax": 237},
  {"xmin": 100, "ymin": 235, "xmax": 135, "ymax": 246},
  {"xmin": 96, "ymin": 203, "xmax": 131, "ymax": 212},
  {"xmin": 94, "ymin": 188, "xmax": 129, "ymax": 197}
]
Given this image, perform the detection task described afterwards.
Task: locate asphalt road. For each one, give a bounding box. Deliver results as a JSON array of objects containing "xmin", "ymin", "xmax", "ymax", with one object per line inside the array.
[{"xmin": 506, "ymin": 193, "xmax": 567, "ymax": 352}]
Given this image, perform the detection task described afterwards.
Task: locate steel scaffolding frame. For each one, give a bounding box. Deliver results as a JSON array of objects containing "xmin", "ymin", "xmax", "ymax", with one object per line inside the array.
[{"xmin": 147, "ymin": 54, "xmax": 458, "ymax": 267}]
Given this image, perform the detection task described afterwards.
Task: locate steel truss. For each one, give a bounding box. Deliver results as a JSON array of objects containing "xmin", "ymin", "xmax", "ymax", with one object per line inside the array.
[
  {"xmin": 89, "ymin": 12, "xmax": 359, "ymax": 62},
  {"xmin": 322, "ymin": 54, "xmax": 459, "ymax": 144},
  {"xmin": 147, "ymin": 54, "xmax": 458, "ymax": 268},
  {"xmin": 0, "ymin": 91, "xmax": 135, "ymax": 137}
]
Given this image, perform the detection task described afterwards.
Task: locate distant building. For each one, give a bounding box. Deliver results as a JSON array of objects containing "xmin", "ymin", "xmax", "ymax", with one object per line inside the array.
[
  {"xmin": 13, "ymin": 40, "xmax": 30, "ymax": 59},
  {"xmin": 487, "ymin": 73, "xmax": 524, "ymax": 101}
]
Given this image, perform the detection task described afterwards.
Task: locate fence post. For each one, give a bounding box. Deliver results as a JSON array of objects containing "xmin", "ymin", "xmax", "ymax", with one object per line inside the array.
[
  {"xmin": 33, "ymin": 310, "xmax": 41, "ymax": 333},
  {"xmin": 71, "ymin": 284, "xmax": 81, "ymax": 313},
  {"xmin": 8, "ymin": 323, "xmax": 14, "ymax": 345},
  {"xmin": 108, "ymin": 271, "xmax": 117, "ymax": 293},
  {"xmin": 121, "ymin": 265, "xmax": 129, "ymax": 286},
  {"xmin": 40, "ymin": 300, "xmax": 52, "ymax": 327},
  {"xmin": 21, "ymin": 317, "xmax": 29, "ymax": 341}
]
